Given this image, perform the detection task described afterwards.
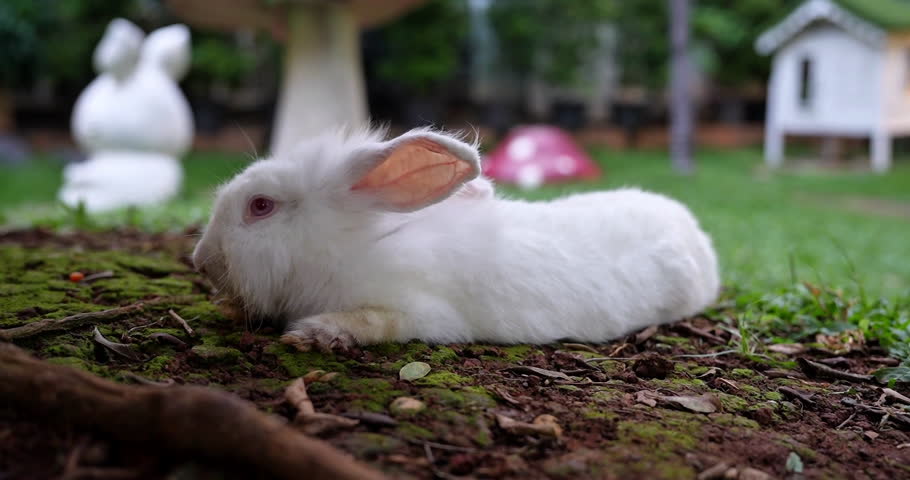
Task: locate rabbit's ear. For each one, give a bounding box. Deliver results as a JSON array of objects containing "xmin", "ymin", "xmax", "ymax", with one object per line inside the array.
[{"xmin": 349, "ymin": 131, "xmax": 481, "ymax": 212}]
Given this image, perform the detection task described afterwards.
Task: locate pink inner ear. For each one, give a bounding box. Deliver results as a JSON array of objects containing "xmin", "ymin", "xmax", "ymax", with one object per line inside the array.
[{"xmin": 351, "ymin": 138, "xmax": 474, "ymax": 210}]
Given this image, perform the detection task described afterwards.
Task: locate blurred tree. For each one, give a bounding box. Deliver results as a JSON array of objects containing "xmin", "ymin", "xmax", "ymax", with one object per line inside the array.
[
  {"xmin": 375, "ymin": 0, "xmax": 468, "ymax": 96},
  {"xmin": 614, "ymin": 0, "xmax": 799, "ymax": 90},
  {"xmin": 488, "ymin": 0, "xmax": 614, "ymax": 87},
  {"xmin": 668, "ymin": 0, "xmax": 693, "ymax": 173}
]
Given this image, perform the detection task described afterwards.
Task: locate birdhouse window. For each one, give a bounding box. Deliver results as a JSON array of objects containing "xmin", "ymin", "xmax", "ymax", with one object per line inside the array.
[{"xmin": 798, "ymin": 57, "xmax": 813, "ymax": 107}]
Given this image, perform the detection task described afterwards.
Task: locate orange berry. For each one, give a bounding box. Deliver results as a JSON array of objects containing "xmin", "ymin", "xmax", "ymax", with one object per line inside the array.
[{"xmin": 69, "ymin": 272, "xmax": 85, "ymax": 283}]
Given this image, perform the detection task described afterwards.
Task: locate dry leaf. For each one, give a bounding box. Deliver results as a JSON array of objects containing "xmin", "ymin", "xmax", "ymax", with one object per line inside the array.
[
  {"xmin": 658, "ymin": 394, "xmax": 720, "ymax": 414},
  {"xmin": 634, "ymin": 390, "xmax": 659, "ymax": 407},
  {"xmin": 815, "ymin": 329, "xmax": 865, "ymax": 355},
  {"xmin": 92, "ymin": 327, "xmax": 142, "ymax": 361},
  {"xmin": 768, "ymin": 343, "xmax": 806, "ymax": 355},
  {"xmin": 507, "ymin": 366, "xmax": 572, "ymax": 381},
  {"xmin": 399, "ymin": 361, "xmax": 431, "ymax": 381}
]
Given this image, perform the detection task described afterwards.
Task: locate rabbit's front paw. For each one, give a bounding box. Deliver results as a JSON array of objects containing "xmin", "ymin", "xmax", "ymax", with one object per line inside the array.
[{"xmin": 280, "ymin": 318, "xmax": 356, "ymax": 354}]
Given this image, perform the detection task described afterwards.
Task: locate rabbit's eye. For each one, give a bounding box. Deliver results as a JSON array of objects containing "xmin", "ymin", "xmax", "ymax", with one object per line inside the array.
[{"xmin": 247, "ymin": 195, "xmax": 276, "ymax": 220}]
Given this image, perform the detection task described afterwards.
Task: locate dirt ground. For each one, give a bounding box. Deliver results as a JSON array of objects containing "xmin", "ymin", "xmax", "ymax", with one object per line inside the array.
[{"xmin": 1, "ymin": 228, "xmax": 908, "ymax": 480}]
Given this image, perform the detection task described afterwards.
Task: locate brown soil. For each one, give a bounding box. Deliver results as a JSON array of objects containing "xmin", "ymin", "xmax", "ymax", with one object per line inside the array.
[{"xmin": 1, "ymin": 228, "xmax": 908, "ymax": 480}]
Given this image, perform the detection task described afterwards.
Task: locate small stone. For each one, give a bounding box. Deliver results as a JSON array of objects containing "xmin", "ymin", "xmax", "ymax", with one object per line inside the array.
[{"xmin": 389, "ymin": 397, "xmax": 426, "ymax": 415}]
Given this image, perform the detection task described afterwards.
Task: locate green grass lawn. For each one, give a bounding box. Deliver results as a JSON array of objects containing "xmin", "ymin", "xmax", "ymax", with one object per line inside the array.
[
  {"xmin": 2, "ymin": 148, "xmax": 909, "ymax": 299},
  {"xmin": 1, "ymin": 147, "xmax": 908, "ymax": 364}
]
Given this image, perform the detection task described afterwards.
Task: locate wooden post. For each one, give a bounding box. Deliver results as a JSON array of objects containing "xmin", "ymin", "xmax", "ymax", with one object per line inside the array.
[{"xmin": 668, "ymin": 0, "xmax": 693, "ymax": 173}]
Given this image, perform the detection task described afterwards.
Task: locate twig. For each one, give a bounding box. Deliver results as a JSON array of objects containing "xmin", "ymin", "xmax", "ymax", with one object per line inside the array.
[
  {"xmin": 674, "ymin": 322, "xmax": 727, "ymax": 345},
  {"xmin": 423, "ymin": 443, "xmax": 454, "ymax": 480},
  {"xmin": 285, "ymin": 377, "xmax": 359, "ymax": 435},
  {"xmin": 399, "ymin": 437, "xmax": 477, "ymax": 453},
  {"xmin": 0, "ymin": 343, "xmax": 386, "ymax": 480},
  {"xmin": 168, "ymin": 309, "xmax": 195, "ymax": 337},
  {"xmin": 841, "ymin": 398, "xmax": 910, "ymax": 429},
  {"xmin": 0, "ymin": 296, "xmax": 198, "ymax": 341},
  {"xmin": 561, "ymin": 343, "xmax": 600, "ymax": 354},
  {"xmin": 81, "ymin": 271, "xmax": 115, "ymax": 283},
  {"xmin": 882, "ymin": 388, "xmax": 910, "ymax": 405},
  {"xmin": 778, "ymin": 386, "xmax": 816, "ymax": 406},
  {"xmin": 836, "ymin": 412, "xmax": 856, "ymax": 430},
  {"xmin": 798, "ymin": 358, "xmax": 874, "ymax": 383},
  {"xmin": 633, "ymin": 325, "xmax": 659, "ymax": 344}
]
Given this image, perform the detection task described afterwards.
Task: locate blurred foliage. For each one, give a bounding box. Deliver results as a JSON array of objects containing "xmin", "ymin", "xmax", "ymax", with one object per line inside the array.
[
  {"xmin": 488, "ymin": 0, "xmax": 614, "ymax": 86},
  {"xmin": 374, "ymin": 0, "xmax": 468, "ymax": 95},
  {"xmin": 616, "ymin": 0, "xmax": 800, "ymax": 89},
  {"xmin": 0, "ymin": 0, "xmax": 268, "ymax": 97},
  {"xmin": 0, "ymin": 0, "xmax": 137, "ymax": 89},
  {"xmin": 691, "ymin": 0, "xmax": 800, "ymax": 88}
]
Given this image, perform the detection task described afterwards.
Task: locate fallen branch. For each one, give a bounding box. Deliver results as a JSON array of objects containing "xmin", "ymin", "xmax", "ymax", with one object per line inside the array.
[
  {"xmin": 285, "ymin": 377, "xmax": 359, "ymax": 435},
  {"xmin": 797, "ymin": 358, "xmax": 874, "ymax": 383},
  {"xmin": 0, "ymin": 296, "xmax": 198, "ymax": 341},
  {"xmin": 168, "ymin": 309, "xmax": 195, "ymax": 337},
  {"xmin": 0, "ymin": 343, "xmax": 386, "ymax": 480},
  {"xmin": 841, "ymin": 397, "xmax": 910, "ymax": 430}
]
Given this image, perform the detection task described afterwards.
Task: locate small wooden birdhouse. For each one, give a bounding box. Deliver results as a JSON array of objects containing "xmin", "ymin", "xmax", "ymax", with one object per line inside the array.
[{"xmin": 756, "ymin": 0, "xmax": 910, "ymax": 171}]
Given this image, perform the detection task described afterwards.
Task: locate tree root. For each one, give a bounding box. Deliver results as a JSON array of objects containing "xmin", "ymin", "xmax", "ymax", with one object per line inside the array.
[{"xmin": 0, "ymin": 343, "xmax": 387, "ymax": 480}]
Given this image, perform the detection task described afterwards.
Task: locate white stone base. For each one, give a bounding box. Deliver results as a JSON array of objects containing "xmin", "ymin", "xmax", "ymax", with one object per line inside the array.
[{"xmin": 59, "ymin": 151, "xmax": 183, "ymax": 212}]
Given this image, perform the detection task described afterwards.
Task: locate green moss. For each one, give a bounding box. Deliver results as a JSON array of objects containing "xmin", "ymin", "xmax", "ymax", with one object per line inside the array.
[
  {"xmin": 730, "ymin": 368, "xmax": 757, "ymax": 379},
  {"xmin": 42, "ymin": 341, "xmax": 88, "ymax": 359},
  {"xmin": 342, "ymin": 433, "xmax": 404, "ymax": 457},
  {"xmin": 715, "ymin": 392, "xmax": 750, "ymax": 412},
  {"xmin": 144, "ymin": 355, "xmax": 174, "ymax": 375},
  {"xmin": 650, "ymin": 377, "xmax": 707, "ymax": 391},
  {"xmin": 557, "ymin": 385, "xmax": 582, "ymax": 392},
  {"xmin": 396, "ymin": 422, "xmax": 435, "ymax": 441},
  {"xmin": 429, "ymin": 345, "xmax": 458, "ymax": 364},
  {"xmin": 265, "ymin": 343, "xmax": 351, "ymax": 376},
  {"xmin": 675, "ymin": 363, "xmax": 711, "ymax": 376},
  {"xmin": 655, "ymin": 335, "xmax": 690, "ymax": 346},
  {"xmin": 176, "ymin": 302, "xmax": 225, "ymax": 327},
  {"xmin": 775, "ymin": 436, "xmax": 818, "ymax": 461},
  {"xmin": 709, "ymin": 413, "xmax": 760, "ymax": 429},
  {"xmin": 499, "ymin": 344, "xmax": 540, "ymax": 362},
  {"xmin": 592, "ymin": 359, "xmax": 626, "ymax": 376},
  {"xmin": 763, "ymin": 391, "xmax": 783, "ymax": 401},
  {"xmin": 592, "ymin": 389, "xmax": 622, "ymax": 403},
  {"xmin": 583, "ymin": 407, "xmax": 619, "ymax": 421},
  {"xmin": 190, "ymin": 345, "xmax": 243, "ymax": 364},
  {"xmin": 45, "ymin": 356, "xmax": 110, "ymax": 376},
  {"xmin": 421, "ymin": 387, "xmax": 493, "ymax": 409},
  {"xmin": 338, "ymin": 377, "xmax": 405, "ymax": 413},
  {"xmin": 616, "ymin": 418, "xmax": 700, "ymax": 452},
  {"xmin": 414, "ymin": 371, "xmax": 472, "ymax": 387}
]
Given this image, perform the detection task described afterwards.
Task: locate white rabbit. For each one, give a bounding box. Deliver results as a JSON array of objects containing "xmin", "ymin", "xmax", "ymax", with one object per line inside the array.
[
  {"xmin": 61, "ymin": 19, "xmax": 193, "ymax": 212},
  {"xmin": 193, "ymin": 127, "xmax": 720, "ymax": 350}
]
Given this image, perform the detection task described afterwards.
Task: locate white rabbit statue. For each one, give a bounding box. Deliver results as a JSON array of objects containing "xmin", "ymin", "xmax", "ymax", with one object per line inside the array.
[
  {"xmin": 59, "ymin": 18, "xmax": 194, "ymax": 212},
  {"xmin": 193, "ymin": 127, "xmax": 720, "ymax": 351}
]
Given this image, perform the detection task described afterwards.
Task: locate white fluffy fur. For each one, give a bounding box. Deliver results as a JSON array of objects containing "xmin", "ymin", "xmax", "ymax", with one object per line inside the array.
[{"xmin": 193, "ymin": 127, "xmax": 720, "ymax": 345}]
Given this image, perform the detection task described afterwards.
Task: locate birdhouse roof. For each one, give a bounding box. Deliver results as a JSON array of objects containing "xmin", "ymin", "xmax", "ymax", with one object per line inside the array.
[{"xmin": 756, "ymin": 0, "xmax": 910, "ymax": 54}]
